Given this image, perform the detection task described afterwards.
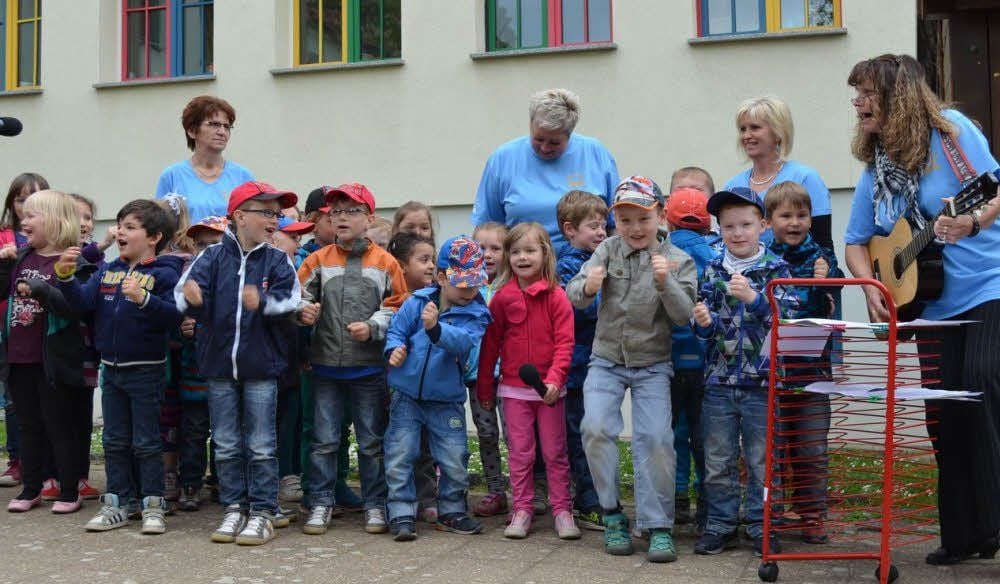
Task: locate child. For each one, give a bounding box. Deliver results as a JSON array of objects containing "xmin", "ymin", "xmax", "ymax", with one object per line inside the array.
[
  {"xmin": 367, "ymin": 216, "xmax": 393, "ymax": 248},
  {"xmin": 554, "ymin": 190, "xmax": 607, "ymax": 530},
  {"xmin": 297, "ymin": 187, "xmax": 336, "ymax": 264},
  {"xmin": 273, "ymin": 215, "xmax": 314, "ymax": 259},
  {"xmin": 283, "ymin": 205, "xmax": 303, "ymax": 221},
  {"xmin": 477, "ymin": 222, "xmax": 580, "ymax": 540},
  {"xmin": 691, "ymin": 187, "xmax": 800, "ymax": 556},
  {"xmin": 764, "ymin": 181, "xmax": 838, "ymax": 545},
  {"xmin": 177, "ymin": 181, "xmax": 302, "ymax": 545},
  {"xmin": 297, "ymin": 183, "xmax": 408, "ymax": 536},
  {"xmin": 467, "ymin": 222, "xmax": 508, "ymax": 517},
  {"xmin": 69, "ymin": 194, "xmax": 115, "ymax": 267},
  {"xmin": 392, "ymin": 201, "xmax": 434, "ymax": 240},
  {"xmin": 669, "ymin": 166, "xmax": 722, "ymax": 252},
  {"xmin": 566, "ymin": 176, "xmax": 697, "ymax": 562},
  {"xmin": 0, "ymin": 190, "xmax": 89, "ymax": 514},
  {"xmin": 384, "ymin": 236, "xmax": 492, "ymax": 541},
  {"xmin": 388, "ymin": 232, "xmax": 437, "ymax": 293}
]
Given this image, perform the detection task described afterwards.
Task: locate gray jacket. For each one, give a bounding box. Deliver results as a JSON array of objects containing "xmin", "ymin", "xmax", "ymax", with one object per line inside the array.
[{"xmin": 566, "ymin": 232, "xmax": 697, "ymax": 368}]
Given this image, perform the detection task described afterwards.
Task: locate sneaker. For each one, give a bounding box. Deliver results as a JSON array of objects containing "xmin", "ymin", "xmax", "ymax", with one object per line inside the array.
[
  {"xmin": 391, "ymin": 517, "xmax": 417, "ymax": 542},
  {"xmin": 436, "ymin": 512, "xmax": 483, "ymax": 535},
  {"xmin": 140, "ymin": 496, "xmax": 167, "ymax": 535},
  {"xmin": 473, "ymin": 492, "xmax": 508, "ymax": 517},
  {"xmin": 274, "ymin": 506, "xmax": 298, "ymax": 528},
  {"xmin": 235, "ymin": 515, "xmax": 275, "ymax": 546},
  {"xmin": 163, "ymin": 471, "xmax": 180, "ymax": 502},
  {"xmin": 694, "ymin": 531, "xmax": 738, "ymax": 555},
  {"xmin": 52, "ymin": 497, "xmax": 82, "ymax": 514},
  {"xmin": 77, "ymin": 479, "xmax": 100, "ymax": 500},
  {"xmin": 504, "ymin": 510, "xmax": 532, "ymax": 539},
  {"xmin": 212, "ymin": 505, "xmax": 248, "ymax": 543},
  {"xmin": 334, "ymin": 481, "xmax": 364, "ymax": 511},
  {"xmin": 675, "ymin": 495, "xmax": 691, "ymax": 525},
  {"xmin": 40, "ymin": 478, "xmax": 60, "ymax": 501},
  {"xmin": 576, "ymin": 507, "xmax": 605, "ymax": 531},
  {"xmin": 420, "ymin": 506, "xmax": 438, "ymax": 524},
  {"xmin": 0, "ymin": 459, "xmax": 22, "ymax": 487},
  {"xmin": 647, "ymin": 528, "xmax": 678, "ymax": 563},
  {"xmin": 554, "ymin": 510, "xmax": 581, "ymax": 540},
  {"xmin": 178, "ymin": 485, "xmax": 200, "ymax": 512},
  {"xmin": 753, "ymin": 533, "xmax": 782, "ymax": 557},
  {"xmin": 364, "ymin": 508, "xmax": 389, "ymax": 534},
  {"xmin": 7, "ymin": 494, "xmax": 42, "ymax": 513},
  {"xmin": 603, "ymin": 512, "xmax": 634, "ymax": 556},
  {"xmin": 302, "ymin": 505, "xmax": 332, "ymax": 535},
  {"xmin": 279, "ymin": 475, "xmax": 303, "ymax": 502},
  {"xmin": 532, "ymin": 479, "xmax": 548, "ymax": 515},
  {"xmin": 85, "ymin": 494, "xmax": 128, "ymax": 531}
]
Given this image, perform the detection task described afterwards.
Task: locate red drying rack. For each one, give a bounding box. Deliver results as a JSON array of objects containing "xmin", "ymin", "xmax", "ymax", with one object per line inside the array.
[{"xmin": 758, "ymin": 278, "xmax": 942, "ymax": 584}]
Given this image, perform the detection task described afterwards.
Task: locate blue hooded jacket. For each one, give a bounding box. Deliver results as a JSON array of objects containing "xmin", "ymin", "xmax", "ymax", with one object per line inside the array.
[
  {"xmin": 385, "ymin": 286, "xmax": 491, "ymax": 403},
  {"xmin": 556, "ymin": 244, "xmax": 598, "ymax": 389},
  {"xmin": 668, "ymin": 228, "xmax": 717, "ymax": 371}
]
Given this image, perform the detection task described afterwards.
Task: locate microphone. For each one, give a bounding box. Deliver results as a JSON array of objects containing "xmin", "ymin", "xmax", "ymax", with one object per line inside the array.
[
  {"xmin": 518, "ymin": 363, "xmax": 555, "ymax": 407},
  {"xmin": 0, "ymin": 117, "xmax": 22, "ymax": 137}
]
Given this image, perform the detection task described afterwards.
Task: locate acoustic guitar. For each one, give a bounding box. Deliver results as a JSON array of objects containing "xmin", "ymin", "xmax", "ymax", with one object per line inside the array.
[{"xmin": 866, "ymin": 171, "xmax": 999, "ymax": 321}]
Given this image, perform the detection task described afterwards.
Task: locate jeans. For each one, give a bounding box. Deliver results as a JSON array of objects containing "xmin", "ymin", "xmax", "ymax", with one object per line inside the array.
[
  {"xmin": 672, "ymin": 368, "xmax": 706, "ymax": 525},
  {"xmin": 277, "ymin": 384, "xmax": 302, "ymax": 478},
  {"xmin": 207, "ymin": 378, "xmax": 279, "ymax": 516},
  {"xmin": 582, "ymin": 357, "xmax": 675, "ymax": 530},
  {"xmin": 2, "ymin": 384, "xmax": 18, "ymax": 459},
  {"xmin": 102, "ymin": 364, "xmax": 166, "ymax": 501},
  {"xmin": 565, "ymin": 387, "xmax": 598, "ymax": 511},
  {"xmin": 385, "ymin": 392, "xmax": 469, "ymax": 521},
  {"xmin": 702, "ymin": 385, "xmax": 768, "ymax": 538},
  {"xmin": 299, "ymin": 371, "xmax": 356, "ymax": 504},
  {"xmin": 308, "ymin": 372, "xmax": 388, "ymax": 509},
  {"xmin": 178, "ymin": 399, "xmax": 210, "ymax": 488},
  {"xmin": 776, "ymin": 391, "xmax": 830, "ymax": 518}
]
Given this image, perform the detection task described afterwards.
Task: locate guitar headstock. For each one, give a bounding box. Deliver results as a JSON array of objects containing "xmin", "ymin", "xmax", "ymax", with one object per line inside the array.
[{"xmin": 947, "ymin": 172, "xmax": 1000, "ymax": 217}]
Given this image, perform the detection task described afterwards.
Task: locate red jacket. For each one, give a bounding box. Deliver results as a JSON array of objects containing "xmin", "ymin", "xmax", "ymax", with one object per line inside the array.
[{"xmin": 477, "ymin": 279, "xmax": 575, "ymax": 403}]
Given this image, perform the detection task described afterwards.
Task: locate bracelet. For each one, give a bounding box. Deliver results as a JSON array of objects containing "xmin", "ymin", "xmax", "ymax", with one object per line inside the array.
[{"xmin": 969, "ymin": 213, "xmax": 981, "ymax": 237}]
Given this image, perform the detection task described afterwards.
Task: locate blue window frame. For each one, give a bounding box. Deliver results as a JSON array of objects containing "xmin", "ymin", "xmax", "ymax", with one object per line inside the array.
[{"xmin": 174, "ymin": 0, "xmax": 213, "ymax": 75}]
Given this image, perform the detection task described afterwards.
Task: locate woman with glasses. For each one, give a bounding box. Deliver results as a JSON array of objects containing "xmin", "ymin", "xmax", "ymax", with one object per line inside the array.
[
  {"xmin": 843, "ymin": 54, "xmax": 1000, "ymax": 566},
  {"xmin": 155, "ymin": 96, "xmax": 255, "ymax": 223}
]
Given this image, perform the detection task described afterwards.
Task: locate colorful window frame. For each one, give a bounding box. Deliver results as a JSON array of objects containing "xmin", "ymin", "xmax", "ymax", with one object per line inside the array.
[
  {"xmin": 486, "ymin": 0, "xmax": 613, "ymax": 52},
  {"xmin": 122, "ymin": 0, "xmax": 214, "ymax": 81},
  {"xmin": 294, "ymin": 0, "xmax": 401, "ymax": 67},
  {"xmin": 697, "ymin": 0, "xmax": 841, "ymax": 37},
  {"xmin": 1, "ymin": 0, "xmax": 42, "ymax": 91}
]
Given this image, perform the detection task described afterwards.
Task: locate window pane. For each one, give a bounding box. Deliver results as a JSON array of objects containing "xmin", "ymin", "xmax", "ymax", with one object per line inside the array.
[
  {"xmin": 126, "ymin": 12, "xmax": 146, "ymax": 78},
  {"xmin": 320, "ymin": 0, "xmax": 342, "ymax": 62},
  {"xmin": 299, "ymin": 0, "xmax": 319, "ymax": 64},
  {"xmin": 520, "ymin": 0, "xmax": 544, "ymax": 48},
  {"xmin": 183, "ymin": 6, "xmax": 203, "ymax": 74},
  {"xmin": 203, "ymin": 4, "xmax": 214, "ymax": 72},
  {"xmin": 781, "ymin": 0, "xmax": 805, "ymax": 28},
  {"xmin": 127, "ymin": 0, "xmax": 146, "ymax": 8},
  {"xmin": 150, "ymin": 0, "xmax": 167, "ymax": 6},
  {"xmin": 706, "ymin": 0, "xmax": 732, "ymax": 35},
  {"xmin": 149, "ymin": 8, "xmax": 167, "ymax": 76},
  {"xmin": 18, "ymin": 0, "xmax": 34, "ymax": 18},
  {"xmin": 494, "ymin": 0, "xmax": 517, "ymax": 49},
  {"xmin": 16, "ymin": 21, "xmax": 34, "ymax": 86},
  {"xmin": 587, "ymin": 0, "xmax": 611, "ymax": 42},
  {"xmin": 809, "ymin": 0, "xmax": 834, "ymax": 26},
  {"xmin": 561, "ymin": 0, "xmax": 585, "ymax": 44},
  {"xmin": 735, "ymin": 0, "xmax": 761, "ymax": 33},
  {"xmin": 359, "ymin": 0, "xmax": 380, "ymax": 60},
  {"xmin": 382, "ymin": 0, "xmax": 401, "ymax": 58}
]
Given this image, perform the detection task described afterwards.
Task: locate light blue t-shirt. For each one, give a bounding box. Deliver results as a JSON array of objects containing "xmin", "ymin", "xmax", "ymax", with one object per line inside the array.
[
  {"xmin": 471, "ymin": 133, "xmax": 619, "ymax": 251},
  {"xmin": 844, "ymin": 109, "xmax": 1000, "ymax": 320},
  {"xmin": 154, "ymin": 159, "xmax": 255, "ymax": 223},
  {"xmin": 725, "ymin": 159, "xmax": 832, "ymax": 216}
]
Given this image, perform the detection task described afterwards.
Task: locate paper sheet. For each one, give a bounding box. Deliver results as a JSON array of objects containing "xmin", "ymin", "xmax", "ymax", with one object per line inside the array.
[{"xmin": 801, "ymin": 381, "xmax": 981, "ymax": 401}]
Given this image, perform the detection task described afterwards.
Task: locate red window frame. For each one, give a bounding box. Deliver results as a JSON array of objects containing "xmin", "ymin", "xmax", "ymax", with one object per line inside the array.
[
  {"xmin": 122, "ymin": 0, "xmax": 172, "ymax": 80},
  {"xmin": 549, "ymin": 0, "xmax": 613, "ymax": 47}
]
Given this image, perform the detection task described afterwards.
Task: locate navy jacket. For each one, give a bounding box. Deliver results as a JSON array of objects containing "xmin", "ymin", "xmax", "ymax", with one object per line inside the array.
[
  {"xmin": 669, "ymin": 229, "xmax": 717, "ymax": 371},
  {"xmin": 175, "ymin": 229, "xmax": 301, "ymax": 381},
  {"xmin": 556, "ymin": 245, "xmax": 598, "ymax": 389}
]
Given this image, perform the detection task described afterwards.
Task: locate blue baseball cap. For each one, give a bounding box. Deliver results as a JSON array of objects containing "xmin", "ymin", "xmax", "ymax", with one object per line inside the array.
[
  {"xmin": 437, "ymin": 236, "xmax": 488, "ymax": 289},
  {"xmin": 706, "ymin": 187, "xmax": 764, "ymax": 217},
  {"xmin": 277, "ymin": 215, "xmax": 315, "ymax": 235}
]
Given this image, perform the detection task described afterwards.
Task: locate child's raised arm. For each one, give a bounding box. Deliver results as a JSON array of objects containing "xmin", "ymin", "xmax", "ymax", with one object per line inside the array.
[{"xmin": 566, "ymin": 242, "xmax": 610, "ymax": 308}]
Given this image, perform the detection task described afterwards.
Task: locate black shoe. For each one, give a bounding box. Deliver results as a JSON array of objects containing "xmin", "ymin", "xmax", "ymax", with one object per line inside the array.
[
  {"xmin": 436, "ymin": 512, "xmax": 483, "ymax": 535},
  {"xmin": 925, "ymin": 547, "xmax": 972, "ymax": 566},
  {"xmin": 754, "ymin": 533, "xmax": 782, "ymax": 557},
  {"xmin": 391, "ymin": 516, "xmax": 417, "ymax": 542},
  {"xmin": 694, "ymin": 531, "xmax": 738, "ymax": 555},
  {"xmin": 674, "ymin": 496, "xmax": 691, "ymax": 525}
]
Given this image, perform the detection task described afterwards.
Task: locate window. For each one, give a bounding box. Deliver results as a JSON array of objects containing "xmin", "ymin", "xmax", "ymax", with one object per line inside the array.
[
  {"xmin": 295, "ymin": 0, "xmax": 401, "ymax": 66},
  {"xmin": 0, "ymin": 0, "xmax": 42, "ymax": 90},
  {"xmin": 698, "ymin": 0, "xmax": 840, "ymax": 37},
  {"xmin": 487, "ymin": 0, "xmax": 612, "ymax": 52},
  {"xmin": 122, "ymin": 0, "xmax": 213, "ymax": 81}
]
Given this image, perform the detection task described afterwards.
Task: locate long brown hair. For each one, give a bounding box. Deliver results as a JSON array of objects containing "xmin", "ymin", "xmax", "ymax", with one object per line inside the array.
[
  {"xmin": 493, "ymin": 222, "xmax": 558, "ymax": 290},
  {"xmin": 847, "ymin": 54, "xmax": 955, "ymax": 173},
  {"xmin": 3, "ymin": 172, "xmax": 49, "ymax": 231}
]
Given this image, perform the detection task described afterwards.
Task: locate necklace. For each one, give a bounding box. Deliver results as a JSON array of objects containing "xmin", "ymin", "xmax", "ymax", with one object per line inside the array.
[
  {"xmin": 192, "ymin": 158, "xmax": 223, "ymax": 180},
  {"xmin": 749, "ymin": 160, "xmax": 784, "ymax": 185}
]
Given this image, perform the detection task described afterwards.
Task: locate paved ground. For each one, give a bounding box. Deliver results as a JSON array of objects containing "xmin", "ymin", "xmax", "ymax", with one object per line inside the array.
[{"xmin": 0, "ymin": 469, "xmax": 997, "ymax": 584}]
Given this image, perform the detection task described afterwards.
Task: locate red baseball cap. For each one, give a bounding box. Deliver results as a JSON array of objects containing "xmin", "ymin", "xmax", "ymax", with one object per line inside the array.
[
  {"xmin": 323, "ymin": 183, "xmax": 376, "ymax": 214},
  {"xmin": 228, "ymin": 181, "xmax": 298, "ymax": 216},
  {"xmin": 665, "ymin": 188, "xmax": 711, "ymax": 231}
]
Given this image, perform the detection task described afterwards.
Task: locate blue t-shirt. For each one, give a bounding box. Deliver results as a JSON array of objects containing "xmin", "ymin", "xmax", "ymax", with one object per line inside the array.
[
  {"xmin": 154, "ymin": 159, "xmax": 255, "ymax": 223},
  {"xmin": 844, "ymin": 109, "xmax": 1000, "ymax": 320},
  {"xmin": 471, "ymin": 133, "xmax": 619, "ymax": 251},
  {"xmin": 725, "ymin": 159, "xmax": 832, "ymax": 216}
]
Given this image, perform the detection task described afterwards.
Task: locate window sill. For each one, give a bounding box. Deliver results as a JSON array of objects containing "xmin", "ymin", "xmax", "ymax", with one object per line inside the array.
[
  {"xmin": 270, "ymin": 59, "xmax": 404, "ymax": 76},
  {"xmin": 93, "ymin": 74, "xmax": 216, "ymax": 90},
  {"xmin": 0, "ymin": 88, "xmax": 43, "ymax": 98},
  {"xmin": 688, "ymin": 27, "xmax": 847, "ymax": 45},
  {"xmin": 470, "ymin": 42, "xmax": 617, "ymax": 61}
]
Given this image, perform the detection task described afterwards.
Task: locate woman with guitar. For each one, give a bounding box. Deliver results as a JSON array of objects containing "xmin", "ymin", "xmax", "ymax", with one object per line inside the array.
[{"xmin": 843, "ymin": 54, "xmax": 1000, "ymax": 566}]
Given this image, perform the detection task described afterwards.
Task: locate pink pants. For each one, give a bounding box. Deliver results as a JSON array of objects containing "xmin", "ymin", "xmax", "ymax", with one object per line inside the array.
[{"xmin": 503, "ymin": 396, "xmax": 572, "ymax": 515}]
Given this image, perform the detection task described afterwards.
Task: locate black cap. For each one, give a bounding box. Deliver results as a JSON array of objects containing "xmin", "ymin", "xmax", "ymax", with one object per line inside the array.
[
  {"xmin": 304, "ymin": 187, "xmax": 329, "ymax": 215},
  {"xmin": 706, "ymin": 187, "xmax": 764, "ymax": 217}
]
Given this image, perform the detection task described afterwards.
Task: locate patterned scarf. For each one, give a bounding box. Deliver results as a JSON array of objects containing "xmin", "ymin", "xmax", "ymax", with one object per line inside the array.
[{"xmin": 872, "ymin": 142, "xmax": 924, "ymax": 231}]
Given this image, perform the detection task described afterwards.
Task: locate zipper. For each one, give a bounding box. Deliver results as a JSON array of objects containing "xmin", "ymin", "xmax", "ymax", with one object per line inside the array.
[
  {"xmin": 415, "ymin": 298, "xmax": 437, "ymax": 400},
  {"xmin": 231, "ymin": 249, "xmax": 250, "ymax": 381}
]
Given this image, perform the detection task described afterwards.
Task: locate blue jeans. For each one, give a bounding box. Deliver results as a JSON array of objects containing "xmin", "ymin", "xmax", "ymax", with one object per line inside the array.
[
  {"xmin": 384, "ymin": 391, "xmax": 469, "ymax": 521},
  {"xmin": 702, "ymin": 385, "xmax": 767, "ymax": 538},
  {"xmin": 102, "ymin": 364, "xmax": 166, "ymax": 500},
  {"xmin": 308, "ymin": 372, "xmax": 388, "ymax": 509},
  {"xmin": 581, "ymin": 356, "xmax": 675, "ymax": 530},
  {"xmin": 207, "ymin": 378, "xmax": 279, "ymax": 516},
  {"xmin": 565, "ymin": 387, "xmax": 599, "ymax": 511},
  {"xmin": 776, "ymin": 391, "xmax": 830, "ymax": 518},
  {"xmin": 179, "ymin": 399, "xmax": 210, "ymax": 488}
]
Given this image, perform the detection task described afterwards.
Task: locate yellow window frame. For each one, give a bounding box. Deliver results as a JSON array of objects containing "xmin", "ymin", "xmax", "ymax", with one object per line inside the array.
[
  {"xmin": 765, "ymin": 0, "xmax": 841, "ymax": 33},
  {"xmin": 5, "ymin": 0, "xmax": 41, "ymax": 90},
  {"xmin": 293, "ymin": 0, "xmax": 348, "ymax": 66}
]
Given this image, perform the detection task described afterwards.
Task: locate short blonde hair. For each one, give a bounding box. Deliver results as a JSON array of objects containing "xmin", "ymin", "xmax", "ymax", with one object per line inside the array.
[
  {"xmin": 529, "ymin": 88, "xmax": 580, "ymax": 134},
  {"xmin": 736, "ymin": 96, "xmax": 794, "ymax": 159},
  {"xmin": 22, "ymin": 190, "xmax": 80, "ymax": 251}
]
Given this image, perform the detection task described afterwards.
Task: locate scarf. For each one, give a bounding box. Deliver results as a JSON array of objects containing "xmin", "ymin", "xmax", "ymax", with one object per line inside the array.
[
  {"xmin": 722, "ymin": 243, "xmax": 765, "ymax": 275},
  {"xmin": 872, "ymin": 142, "xmax": 924, "ymax": 231}
]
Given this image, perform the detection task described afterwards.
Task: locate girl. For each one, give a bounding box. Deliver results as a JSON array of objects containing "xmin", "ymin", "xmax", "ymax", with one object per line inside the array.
[
  {"xmin": 1, "ymin": 190, "xmax": 87, "ymax": 513},
  {"xmin": 69, "ymin": 194, "xmax": 115, "ymax": 269},
  {"xmin": 476, "ymin": 222, "xmax": 578, "ymax": 540},
  {"xmin": 388, "ymin": 232, "xmax": 437, "ymax": 293},
  {"xmin": 159, "ymin": 193, "xmax": 198, "ymax": 256},
  {"xmin": 392, "ymin": 201, "xmax": 435, "ymax": 240}
]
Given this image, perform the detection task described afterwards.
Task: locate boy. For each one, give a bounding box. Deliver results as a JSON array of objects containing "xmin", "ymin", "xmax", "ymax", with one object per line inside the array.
[
  {"xmin": 176, "ymin": 181, "xmax": 302, "ymax": 546},
  {"xmin": 669, "ymin": 166, "xmax": 715, "ymax": 195},
  {"xmin": 555, "ymin": 190, "xmax": 607, "ymax": 530},
  {"xmin": 383, "ymin": 236, "xmax": 492, "ymax": 541},
  {"xmin": 296, "ymin": 183, "xmax": 408, "ymax": 535},
  {"xmin": 56, "ymin": 200, "xmax": 184, "ymax": 535},
  {"xmin": 567, "ymin": 176, "xmax": 697, "ymax": 563},
  {"xmin": 273, "ymin": 215, "xmax": 314, "ymax": 259},
  {"xmin": 691, "ymin": 187, "xmax": 801, "ymax": 556},
  {"xmin": 366, "ymin": 216, "xmax": 393, "ymax": 248}
]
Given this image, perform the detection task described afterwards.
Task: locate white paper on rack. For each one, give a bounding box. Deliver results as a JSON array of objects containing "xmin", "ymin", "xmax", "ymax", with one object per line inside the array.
[
  {"xmin": 780, "ymin": 318, "xmax": 979, "ymax": 330},
  {"xmin": 761, "ymin": 326, "xmax": 834, "ymax": 358},
  {"xmin": 897, "ymin": 319, "xmax": 979, "ymax": 328},
  {"xmin": 802, "ymin": 381, "xmax": 981, "ymax": 401}
]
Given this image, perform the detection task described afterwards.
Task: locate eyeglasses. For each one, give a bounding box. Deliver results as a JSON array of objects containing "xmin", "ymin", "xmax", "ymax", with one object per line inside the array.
[
  {"xmin": 329, "ymin": 207, "xmax": 367, "ymax": 217},
  {"xmin": 241, "ymin": 209, "xmax": 283, "ymax": 220},
  {"xmin": 203, "ymin": 120, "xmax": 234, "ymax": 131}
]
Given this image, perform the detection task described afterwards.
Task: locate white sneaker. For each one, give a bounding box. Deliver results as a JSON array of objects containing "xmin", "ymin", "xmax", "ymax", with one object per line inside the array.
[
  {"xmin": 302, "ymin": 505, "xmax": 332, "ymax": 535},
  {"xmin": 211, "ymin": 506, "xmax": 247, "ymax": 543},
  {"xmin": 278, "ymin": 475, "xmax": 303, "ymax": 502},
  {"xmin": 365, "ymin": 507, "xmax": 389, "ymax": 534},
  {"xmin": 140, "ymin": 496, "xmax": 167, "ymax": 535},
  {"xmin": 235, "ymin": 515, "xmax": 275, "ymax": 546},
  {"xmin": 85, "ymin": 494, "xmax": 129, "ymax": 532}
]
